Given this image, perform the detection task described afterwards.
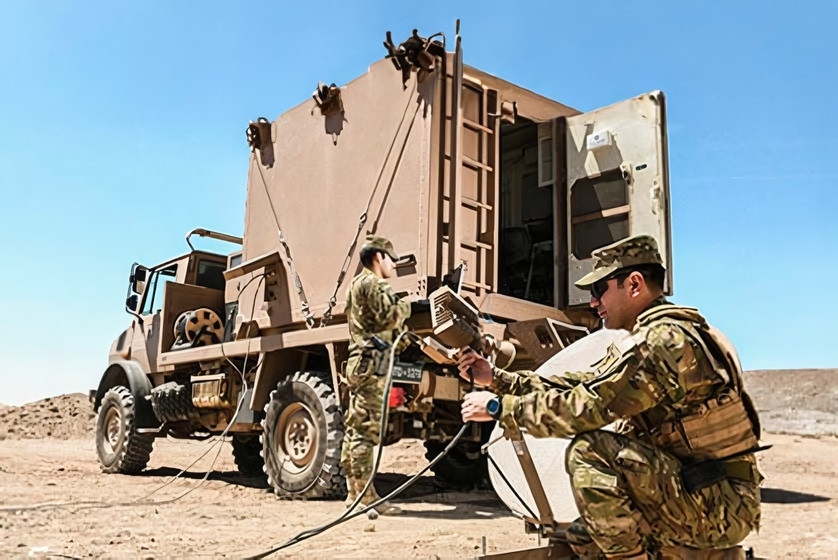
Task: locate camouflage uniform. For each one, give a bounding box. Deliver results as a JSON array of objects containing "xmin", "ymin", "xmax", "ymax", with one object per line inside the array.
[
  {"xmin": 493, "ymin": 236, "xmax": 762, "ymax": 559},
  {"xmin": 340, "ymin": 236, "xmax": 411, "ymax": 504}
]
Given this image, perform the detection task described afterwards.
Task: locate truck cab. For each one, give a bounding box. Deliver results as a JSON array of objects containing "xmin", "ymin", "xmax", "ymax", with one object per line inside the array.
[{"xmin": 114, "ymin": 250, "xmax": 229, "ymax": 371}]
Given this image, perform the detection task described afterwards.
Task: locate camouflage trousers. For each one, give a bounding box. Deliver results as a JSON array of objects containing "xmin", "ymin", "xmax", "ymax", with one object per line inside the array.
[
  {"xmin": 340, "ymin": 354, "xmax": 385, "ymax": 504},
  {"xmin": 565, "ymin": 430, "xmax": 761, "ymax": 559}
]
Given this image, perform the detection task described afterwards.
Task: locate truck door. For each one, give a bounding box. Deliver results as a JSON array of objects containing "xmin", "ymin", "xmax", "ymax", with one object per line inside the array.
[
  {"xmin": 563, "ymin": 91, "xmax": 672, "ymax": 306},
  {"xmin": 135, "ymin": 264, "xmax": 177, "ymax": 371}
]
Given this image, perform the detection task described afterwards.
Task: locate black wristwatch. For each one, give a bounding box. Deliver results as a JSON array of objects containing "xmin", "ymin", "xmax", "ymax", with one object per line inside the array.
[{"xmin": 486, "ymin": 396, "xmax": 502, "ymax": 420}]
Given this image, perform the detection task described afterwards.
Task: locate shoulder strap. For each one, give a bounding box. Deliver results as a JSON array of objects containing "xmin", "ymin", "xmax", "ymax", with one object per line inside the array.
[
  {"xmin": 637, "ymin": 304, "xmax": 733, "ymax": 386},
  {"xmin": 636, "ymin": 303, "xmax": 702, "ymax": 326},
  {"xmin": 700, "ymin": 324, "xmax": 744, "ymax": 392}
]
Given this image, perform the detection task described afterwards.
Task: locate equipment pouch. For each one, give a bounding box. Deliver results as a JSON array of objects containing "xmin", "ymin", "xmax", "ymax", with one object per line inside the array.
[
  {"xmin": 678, "ymin": 390, "xmax": 758, "ymax": 459},
  {"xmin": 655, "ymin": 389, "xmax": 758, "ymax": 461},
  {"xmin": 680, "ymin": 459, "xmax": 725, "ymax": 493}
]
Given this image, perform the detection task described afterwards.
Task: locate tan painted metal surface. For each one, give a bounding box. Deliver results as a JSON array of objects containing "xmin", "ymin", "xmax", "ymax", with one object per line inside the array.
[
  {"xmin": 565, "ymin": 91, "xmax": 672, "ymax": 305},
  {"xmin": 101, "ymin": 33, "xmax": 673, "ymax": 480}
]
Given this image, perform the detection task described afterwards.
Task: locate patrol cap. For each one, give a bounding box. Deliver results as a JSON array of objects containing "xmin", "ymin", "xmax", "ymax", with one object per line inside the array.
[
  {"xmin": 362, "ymin": 234, "xmax": 399, "ymax": 261},
  {"xmin": 575, "ymin": 234, "xmax": 664, "ymax": 288}
]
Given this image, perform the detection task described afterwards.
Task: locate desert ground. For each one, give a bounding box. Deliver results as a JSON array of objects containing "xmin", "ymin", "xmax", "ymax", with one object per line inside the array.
[{"xmin": 1, "ymin": 369, "xmax": 836, "ymax": 559}]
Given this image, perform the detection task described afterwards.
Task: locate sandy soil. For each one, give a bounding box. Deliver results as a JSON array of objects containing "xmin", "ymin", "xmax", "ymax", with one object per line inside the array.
[{"xmin": 0, "ymin": 373, "xmax": 836, "ymax": 559}]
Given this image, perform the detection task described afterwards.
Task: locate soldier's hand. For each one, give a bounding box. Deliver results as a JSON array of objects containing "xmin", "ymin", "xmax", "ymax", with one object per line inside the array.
[
  {"xmin": 457, "ymin": 348, "xmax": 493, "ymax": 387},
  {"xmin": 461, "ymin": 391, "xmax": 497, "ymax": 422}
]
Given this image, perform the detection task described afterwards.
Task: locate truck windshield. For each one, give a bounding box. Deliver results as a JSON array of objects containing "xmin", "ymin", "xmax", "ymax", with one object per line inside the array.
[
  {"xmin": 196, "ymin": 259, "xmax": 226, "ymax": 291},
  {"xmin": 141, "ymin": 265, "xmax": 177, "ymax": 315}
]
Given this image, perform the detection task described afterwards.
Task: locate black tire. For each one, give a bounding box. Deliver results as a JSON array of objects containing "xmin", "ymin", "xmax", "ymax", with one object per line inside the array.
[
  {"xmin": 261, "ymin": 371, "xmax": 346, "ymax": 499},
  {"xmin": 96, "ymin": 386, "xmax": 154, "ymax": 474},
  {"xmin": 424, "ymin": 438, "xmax": 489, "ymax": 487},
  {"xmin": 150, "ymin": 382, "xmax": 196, "ymax": 423},
  {"xmin": 231, "ymin": 434, "xmax": 265, "ymax": 476}
]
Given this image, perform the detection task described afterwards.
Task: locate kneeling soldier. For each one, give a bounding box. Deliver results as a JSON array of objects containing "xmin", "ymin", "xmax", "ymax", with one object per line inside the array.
[{"xmin": 459, "ymin": 235, "xmax": 763, "ymax": 559}]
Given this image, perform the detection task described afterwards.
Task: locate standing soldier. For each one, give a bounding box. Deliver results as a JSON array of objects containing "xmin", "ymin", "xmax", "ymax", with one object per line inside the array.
[
  {"xmin": 459, "ymin": 235, "xmax": 763, "ymax": 559},
  {"xmin": 341, "ymin": 235, "xmax": 411, "ymax": 519}
]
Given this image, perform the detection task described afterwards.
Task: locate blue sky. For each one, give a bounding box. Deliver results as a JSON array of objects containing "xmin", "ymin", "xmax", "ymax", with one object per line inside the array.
[{"xmin": 1, "ymin": 1, "xmax": 836, "ymax": 405}]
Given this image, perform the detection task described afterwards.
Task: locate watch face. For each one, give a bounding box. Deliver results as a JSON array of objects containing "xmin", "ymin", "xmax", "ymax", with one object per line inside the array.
[{"xmin": 487, "ymin": 397, "xmax": 500, "ymax": 415}]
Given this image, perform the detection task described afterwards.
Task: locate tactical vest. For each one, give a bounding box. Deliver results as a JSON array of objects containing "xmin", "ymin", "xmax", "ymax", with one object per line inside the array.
[{"xmin": 630, "ymin": 304, "xmax": 761, "ymax": 461}]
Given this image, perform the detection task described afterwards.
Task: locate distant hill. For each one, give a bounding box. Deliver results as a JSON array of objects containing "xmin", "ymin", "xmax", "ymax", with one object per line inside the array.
[{"xmin": 744, "ymin": 369, "xmax": 837, "ymax": 436}]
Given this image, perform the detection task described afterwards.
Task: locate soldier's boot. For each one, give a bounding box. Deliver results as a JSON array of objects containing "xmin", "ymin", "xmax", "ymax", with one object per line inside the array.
[
  {"xmin": 345, "ymin": 477, "xmax": 368, "ymax": 508},
  {"xmin": 344, "ymin": 482, "xmax": 358, "ymax": 507},
  {"xmin": 359, "ymin": 489, "xmax": 402, "ymax": 519},
  {"xmin": 368, "ymin": 501, "xmax": 402, "ymax": 519}
]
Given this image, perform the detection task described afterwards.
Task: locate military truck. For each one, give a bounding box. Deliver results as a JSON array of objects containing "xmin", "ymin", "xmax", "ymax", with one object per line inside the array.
[{"xmin": 92, "ymin": 28, "xmax": 672, "ymax": 499}]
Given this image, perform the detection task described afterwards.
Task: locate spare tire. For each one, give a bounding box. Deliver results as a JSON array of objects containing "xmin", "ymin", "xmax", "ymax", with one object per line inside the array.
[
  {"xmin": 150, "ymin": 382, "xmax": 197, "ymax": 424},
  {"xmin": 261, "ymin": 371, "xmax": 346, "ymax": 499}
]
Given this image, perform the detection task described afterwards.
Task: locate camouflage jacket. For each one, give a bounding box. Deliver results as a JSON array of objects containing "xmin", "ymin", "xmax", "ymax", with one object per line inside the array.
[
  {"xmin": 346, "ymin": 268, "xmax": 412, "ymax": 357},
  {"xmin": 494, "ymin": 298, "xmax": 744, "ymax": 444}
]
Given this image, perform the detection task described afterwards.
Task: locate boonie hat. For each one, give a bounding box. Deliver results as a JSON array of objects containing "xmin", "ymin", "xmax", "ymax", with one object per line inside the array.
[{"xmin": 575, "ymin": 234, "xmax": 664, "ymax": 288}]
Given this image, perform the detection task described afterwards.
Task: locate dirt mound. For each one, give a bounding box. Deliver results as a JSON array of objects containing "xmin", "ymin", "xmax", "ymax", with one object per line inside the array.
[{"xmin": 0, "ymin": 393, "xmax": 95, "ymax": 440}]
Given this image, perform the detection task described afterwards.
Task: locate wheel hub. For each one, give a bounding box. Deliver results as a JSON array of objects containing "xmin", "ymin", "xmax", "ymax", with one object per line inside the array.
[
  {"xmin": 103, "ymin": 406, "xmax": 122, "ymax": 451},
  {"xmin": 277, "ymin": 402, "xmax": 317, "ymax": 469}
]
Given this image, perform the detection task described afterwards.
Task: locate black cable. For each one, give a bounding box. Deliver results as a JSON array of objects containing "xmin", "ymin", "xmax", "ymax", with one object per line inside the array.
[
  {"xmin": 137, "ymin": 272, "xmax": 267, "ymax": 503},
  {"xmin": 245, "ymin": 422, "xmax": 470, "ymax": 559},
  {"xmin": 261, "ymin": 330, "xmax": 410, "ymax": 519},
  {"xmin": 243, "ymin": 324, "xmax": 534, "ymax": 558},
  {"xmin": 485, "ymin": 451, "xmax": 539, "ymax": 521},
  {"xmin": 244, "ymin": 331, "xmax": 463, "ymax": 558}
]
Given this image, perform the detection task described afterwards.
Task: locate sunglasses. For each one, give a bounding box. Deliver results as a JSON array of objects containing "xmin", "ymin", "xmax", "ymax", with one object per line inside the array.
[{"xmin": 590, "ymin": 270, "xmax": 633, "ymax": 300}]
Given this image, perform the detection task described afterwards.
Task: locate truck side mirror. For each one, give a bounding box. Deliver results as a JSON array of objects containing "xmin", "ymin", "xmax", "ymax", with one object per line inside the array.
[
  {"xmin": 130, "ymin": 265, "xmax": 148, "ymax": 294},
  {"xmin": 126, "ymin": 294, "xmax": 139, "ymax": 312}
]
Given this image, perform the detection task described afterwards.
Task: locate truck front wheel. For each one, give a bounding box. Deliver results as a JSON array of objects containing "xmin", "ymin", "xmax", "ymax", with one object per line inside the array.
[
  {"xmin": 95, "ymin": 386, "xmax": 154, "ymax": 474},
  {"xmin": 261, "ymin": 371, "xmax": 347, "ymax": 499}
]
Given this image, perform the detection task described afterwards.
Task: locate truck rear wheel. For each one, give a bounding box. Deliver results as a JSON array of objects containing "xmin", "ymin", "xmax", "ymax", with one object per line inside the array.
[
  {"xmin": 261, "ymin": 371, "xmax": 346, "ymax": 499},
  {"xmin": 96, "ymin": 386, "xmax": 154, "ymax": 474},
  {"xmin": 231, "ymin": 434, "xmax": 265, "ymax": 476},
  {"xmin": 424, "ymin": 439, "xmax": 488, "ymax": 488}
]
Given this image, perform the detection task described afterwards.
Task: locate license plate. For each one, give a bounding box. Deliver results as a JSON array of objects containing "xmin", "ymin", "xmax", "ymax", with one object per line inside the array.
[{"xmin": 391, "ymin": 361, "xmax": 423, "ymax": 384}]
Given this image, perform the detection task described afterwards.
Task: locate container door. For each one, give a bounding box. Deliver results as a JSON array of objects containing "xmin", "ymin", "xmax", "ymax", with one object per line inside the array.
[{"xmin": 564, "ymin": 91, "xmax": 672, "ymax": 306}]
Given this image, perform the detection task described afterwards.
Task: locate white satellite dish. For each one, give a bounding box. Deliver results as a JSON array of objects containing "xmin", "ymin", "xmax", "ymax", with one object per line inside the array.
[{"xmin": 487, "ymin": 328, "xmax": 629, "ymax": 522}]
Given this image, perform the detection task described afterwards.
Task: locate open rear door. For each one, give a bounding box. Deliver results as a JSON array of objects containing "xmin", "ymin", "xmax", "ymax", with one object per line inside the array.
[{"xmin": 564, "ymin": 91, "xmax": 672, "ymax": 306}]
